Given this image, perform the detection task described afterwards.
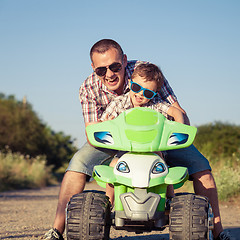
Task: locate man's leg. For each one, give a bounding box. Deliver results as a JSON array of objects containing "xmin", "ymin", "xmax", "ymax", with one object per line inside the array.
[
  {"xmin": 191, "ymin": 170, "xmax": 222, "ymax": 238},
  {"xmin": 166, "ymin": 145, "xmax": 223, "ymax": 239},
  {"xmin": 53, "ymin": 171, "xmax": 86, "ymax": 233},
  {"xmin": 45, "ymin": 142, "xmax": 116, "ymax": 238}
]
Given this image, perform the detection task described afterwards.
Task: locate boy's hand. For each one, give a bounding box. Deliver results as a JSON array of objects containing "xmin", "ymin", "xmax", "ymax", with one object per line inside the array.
[{"xmin": 101, "ymin": 113, "xmax": 115, "ymax": 121}]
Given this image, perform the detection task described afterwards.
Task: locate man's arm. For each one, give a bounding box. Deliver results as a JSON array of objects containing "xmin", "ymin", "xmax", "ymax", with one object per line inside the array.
[
  {"xmin": 167, "ymin": 103, "xmax": 190, "ymax": 126},
  {"xmin": 84, "ymin": 100, "xmax": 118, "ymax": 144},
  {"xmin": 84, "ymin": 121, "xmax": 99, "ymax": 145},
  {"xmin": 160, "ymin": 76, "xmax": 190, "ymax": 124},
  {"xmin": 171, "ymin": 101, "xmax": 190, "ymax": 125}
]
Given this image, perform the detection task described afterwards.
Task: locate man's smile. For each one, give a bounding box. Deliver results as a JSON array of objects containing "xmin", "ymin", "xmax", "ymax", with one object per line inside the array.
[{"xmin": 105, "ymin": 77, "xmax": 118, "ymax": 85}]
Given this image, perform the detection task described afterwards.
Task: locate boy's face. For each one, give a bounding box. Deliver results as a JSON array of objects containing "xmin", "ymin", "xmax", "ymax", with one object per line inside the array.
[
  {"xmin": 129, "ymin": 75, "xmax": 157, "ymax": 107},
  {"xmin": 91, "ymin": 48, "xmax": 127, "ymax": 95}
]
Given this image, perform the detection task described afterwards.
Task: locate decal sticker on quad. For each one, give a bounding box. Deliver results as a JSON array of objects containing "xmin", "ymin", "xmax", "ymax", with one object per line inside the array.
[
  {"xmin": 167, "ymin": 133, "xmax": 189, "ymax": 146},
  {"xmin": 94, "ymin": 131, "xmax": 114, "ymax": 145}
]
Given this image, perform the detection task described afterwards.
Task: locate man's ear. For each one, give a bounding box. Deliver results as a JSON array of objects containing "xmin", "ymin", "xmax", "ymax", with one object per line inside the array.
[
  {"xmin": 123, "ymin": 54, "xmax": 128, "ymax": 68},
  {"xmin": 91, "ymin": 63, "xmax": 94, "ymax": 71}
]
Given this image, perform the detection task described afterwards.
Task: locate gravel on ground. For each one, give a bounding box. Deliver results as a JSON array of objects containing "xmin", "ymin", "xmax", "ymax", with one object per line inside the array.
[{"xmin": 0, "ymin": 181, "xmax": 239, "ymax": 240}]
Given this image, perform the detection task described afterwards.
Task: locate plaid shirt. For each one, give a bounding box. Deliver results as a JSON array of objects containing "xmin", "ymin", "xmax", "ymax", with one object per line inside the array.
[
  {"xmin": 79, "ymin": 60, "xmax": 177, "ymax": 123},
  {"xmin": 100, "ymin": 92, "xmax": 171, "ymax": 121}
]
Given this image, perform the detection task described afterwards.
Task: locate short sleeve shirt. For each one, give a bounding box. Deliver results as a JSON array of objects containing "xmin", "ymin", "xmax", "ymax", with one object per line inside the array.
[
  {"xmin": 79, "ymin": 60, "xmax": 177, "ymax": 123},
  {"xmin": 100, "ymin": 92, "xmax": 171, "ymax": 121}
]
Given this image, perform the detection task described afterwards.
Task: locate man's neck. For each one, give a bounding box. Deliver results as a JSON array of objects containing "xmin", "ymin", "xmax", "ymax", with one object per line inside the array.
[
  {"xmin": 115, "ymin": 87, "xmax": 123, "ymax": 95},
  {"xmin": 114, "ymin": 78, "xmax": 125, "ymax": 95},
  {"xmin": 115, "ymin": 73, "xmax": 129, "ymax": 95}
]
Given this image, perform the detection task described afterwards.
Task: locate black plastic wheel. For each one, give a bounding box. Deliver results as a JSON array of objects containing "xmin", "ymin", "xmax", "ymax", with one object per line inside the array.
[
  {"xmin": 169, "ymin": 193, "xmax": 213, "ymax": 240},
  {"xmin": 66, "ymin": 190, "xmax": 111, "ymax": 240}
]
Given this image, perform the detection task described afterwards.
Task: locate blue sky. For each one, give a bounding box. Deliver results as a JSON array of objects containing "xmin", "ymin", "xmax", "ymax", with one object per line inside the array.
[{"xmin": 1, "ymin": 0, "xmax": 239, "ymax": 147}]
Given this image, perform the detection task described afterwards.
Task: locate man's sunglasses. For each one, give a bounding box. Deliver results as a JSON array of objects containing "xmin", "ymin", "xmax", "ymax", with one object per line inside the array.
[
  {"xmin": 130, "ymin": 80, "xmax": 157, "ymax": 99},
  {"xmin": 94, "ymin": 62, "xmax": 122, "ymax": 77}
]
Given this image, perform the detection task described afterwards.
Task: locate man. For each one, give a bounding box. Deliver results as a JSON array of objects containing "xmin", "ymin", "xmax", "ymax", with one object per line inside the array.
[{"xmin": 44, "ymin": 39, "xmax": 230, "ymax": 240}]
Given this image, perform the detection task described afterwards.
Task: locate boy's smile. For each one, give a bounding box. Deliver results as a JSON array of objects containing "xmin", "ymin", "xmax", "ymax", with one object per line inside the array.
[{"xmin": 129, "ymin": 75, "xmax": 157, "ymax": 107}]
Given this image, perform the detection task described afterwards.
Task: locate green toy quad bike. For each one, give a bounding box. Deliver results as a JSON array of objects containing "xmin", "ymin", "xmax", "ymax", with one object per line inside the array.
[{"xmin": 66, "ymin": 107, "xmax": 214, "ymax": 240}]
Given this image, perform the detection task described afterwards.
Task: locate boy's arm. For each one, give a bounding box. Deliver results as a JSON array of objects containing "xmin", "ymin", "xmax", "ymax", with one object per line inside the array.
[
  {"xmin": 167, "ymin": 105, "xmax": 190, "ymax": 125},
  {"xmin": 100, "ymin": 100, "xmax": 119, "ymax": 122}
]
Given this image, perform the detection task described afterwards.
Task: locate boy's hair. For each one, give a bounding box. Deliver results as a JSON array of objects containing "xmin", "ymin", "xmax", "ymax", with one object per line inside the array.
[
  {"xmin": 90, "ymin": 39, "xmax": 124, "ymax": 62},
  {"xmin": 132, "ymin": 63, "xmax": 164, "ymax": 90}
]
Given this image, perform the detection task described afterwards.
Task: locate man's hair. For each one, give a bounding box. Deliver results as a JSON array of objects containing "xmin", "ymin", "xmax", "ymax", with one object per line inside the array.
[
  {"xmin": 90, "ymin": 39, "xmax": 124, "ymax": 62},
  {"xmin": 132, "ymin": 63, "xmax": 164, "ymax": 90}
]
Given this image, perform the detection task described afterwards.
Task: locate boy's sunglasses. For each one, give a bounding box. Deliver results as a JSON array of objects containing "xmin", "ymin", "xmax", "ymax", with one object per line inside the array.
[
  {"xmin": 130, "ymin": 80, "xmax": 157, "ymax": 99},
  {"xmin": 95, "ymin": 62, "xmax": 122, "ymax": 77}
]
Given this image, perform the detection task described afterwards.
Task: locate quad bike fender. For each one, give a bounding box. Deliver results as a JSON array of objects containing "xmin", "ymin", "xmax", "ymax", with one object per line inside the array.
[
  {"xmin": 164, "ymin": 167, "xmax": 188, "ymax": 189},
  {"xmin": 93, "ymin": 165, "xmax": 115, "ymax": 188},
  {"xmin": 93, "ymin": 163, "xmax": 165, "ymax": 189},
  {"xmin": 93, "ymin": 163, "xmax": 188, "ymax": 189},
  {"xmin": 93, "ymin": 165, "xmax": 133, "ymax": 188},
  {"xmin": 147, "ymin": 166, "xmax": 188, "ymax": 188}
]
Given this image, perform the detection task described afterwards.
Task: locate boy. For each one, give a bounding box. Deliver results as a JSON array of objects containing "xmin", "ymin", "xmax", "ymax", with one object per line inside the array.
[
  {"xmin": 101, "ymin": 63, "xmax": 188, "ymax": 124},
  {"xmin": 101, "ymin": 63, "xmax": 189, "ymax": 204}
]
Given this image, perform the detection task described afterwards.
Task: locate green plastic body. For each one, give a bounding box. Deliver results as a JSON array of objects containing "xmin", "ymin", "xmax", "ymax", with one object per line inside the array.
[
  {"xmin": 87, "ymin": 108, "xmax": 196, "ymax": 213},
  {"xmin": 86, "ymin": 107, "xmax": 197, "ymax": 152}
]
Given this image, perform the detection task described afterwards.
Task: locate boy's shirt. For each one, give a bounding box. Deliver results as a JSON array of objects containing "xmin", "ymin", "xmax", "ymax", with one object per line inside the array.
[
  {"xmin": 79, "ymin": 60, "xmax": 177, "ymax": 123},
  {"xmin": 100, "ymin": 92, "xmax": 171, "ymax": 121}
]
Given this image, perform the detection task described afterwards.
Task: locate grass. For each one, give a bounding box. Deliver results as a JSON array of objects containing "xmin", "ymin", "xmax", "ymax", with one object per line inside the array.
[
  {"xmin": 212, "ymin": 157, "xmax": 240, "ymax": 200},
  {"xmin": 1, "ymin": 149, "xmax": 240, "ymax": 201},
  {"xmin": 0, "ymin": 149, "xmax": 57, "ymax": 192},
  {"xmin": 178, "ymin": 154, "xmax": 240, "ymax": 201}
]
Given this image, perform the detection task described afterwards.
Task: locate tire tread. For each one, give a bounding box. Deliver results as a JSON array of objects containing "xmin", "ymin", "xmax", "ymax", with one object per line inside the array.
[
  {"xmin": 66, "ymin": 190, "xmax": 111, "ymax": 240},
  {"xmin": 169, "ymin": 193, "xmax": 209, "ymax": 240}
]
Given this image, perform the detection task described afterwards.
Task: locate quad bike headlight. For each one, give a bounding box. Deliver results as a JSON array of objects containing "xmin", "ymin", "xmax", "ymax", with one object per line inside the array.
[
  {"xmin": 152, "ymin": 162, "xmax": 166, "ymax": 174},
  {"xmin": 117, "ymin": 161, "xmax": 130, "ymax": 173}
]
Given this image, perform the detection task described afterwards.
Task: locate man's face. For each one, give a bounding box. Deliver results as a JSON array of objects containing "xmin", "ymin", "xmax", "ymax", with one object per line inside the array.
[
  {"xmin": 91, "ymin": 48, "xmax": 127, "ymax": 95},
  {"xmin": 129, "ymin": 75, "xmax": 157, "ymax": 107}
]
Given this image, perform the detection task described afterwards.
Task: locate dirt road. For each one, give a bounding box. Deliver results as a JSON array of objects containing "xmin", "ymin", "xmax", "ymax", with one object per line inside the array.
[{"xmin": 0, "ymin": 181, "xmax": 239, "ymax": 240}]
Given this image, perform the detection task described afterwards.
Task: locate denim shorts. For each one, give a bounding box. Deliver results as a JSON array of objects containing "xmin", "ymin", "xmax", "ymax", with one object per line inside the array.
[
  {"xmin": 67, "ymin": 143, "xmax": 211, "ymax": 178},
  {"xmin": 67, "ymin": 142, "xmax": 118, "ymax": 176},
  {"xmin": 165, "ymin": 144, "xmax": 211, "ymax": 176}
]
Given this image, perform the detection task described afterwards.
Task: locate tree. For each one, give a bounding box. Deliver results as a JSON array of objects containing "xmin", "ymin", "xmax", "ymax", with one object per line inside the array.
[{"xmin": 0, "ymin": 94, "xmax": 77, "ymax": 170}]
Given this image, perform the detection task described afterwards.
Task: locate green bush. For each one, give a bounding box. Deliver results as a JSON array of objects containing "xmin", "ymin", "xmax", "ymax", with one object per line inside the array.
[
  {"xmin": 194, "ymin": 122, "xmax": 240, "ymax": 162},
  {"xmin": 0, "ymin": 149, "xmax": 56, "ymax": 191},
  {"xmin": 212, "ymin": 157, "xmax": 240, "ymax": 201},
  {"xmin": 179, "ymin": 155, "xmax": 240, "ymax": 201}
]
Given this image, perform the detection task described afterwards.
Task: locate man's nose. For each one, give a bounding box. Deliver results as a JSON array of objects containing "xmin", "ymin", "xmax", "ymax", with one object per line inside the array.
[{"xmin": 106, "ymin": 68, "xmax": 115, "ymax": 78}]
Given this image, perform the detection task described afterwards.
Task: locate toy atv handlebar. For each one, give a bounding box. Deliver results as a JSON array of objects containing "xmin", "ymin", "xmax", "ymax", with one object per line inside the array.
[{"xmin": 86, "ymin": 107, "xmax": 197, "ymax": 152}]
